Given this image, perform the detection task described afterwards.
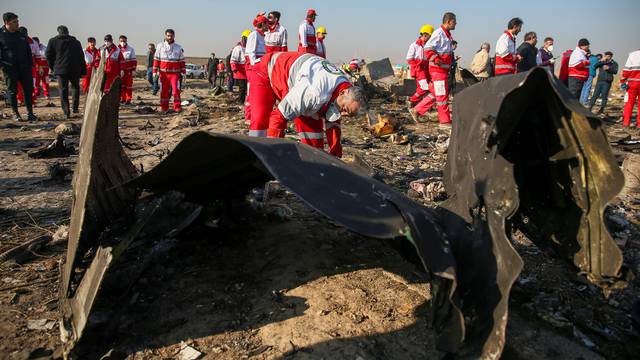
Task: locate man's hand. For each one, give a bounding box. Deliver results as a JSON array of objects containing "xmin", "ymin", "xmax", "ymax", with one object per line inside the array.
[
  {"xmin": 549, "ymin": 58, "xmax": 556, "ymax": 64},
  {"xmin": 603, "ymin": 65, "xmax": 610, "ymax": 70},
  {"xmin": 516, "ymin": 54, "xmax": 523, "ymax": 62}
]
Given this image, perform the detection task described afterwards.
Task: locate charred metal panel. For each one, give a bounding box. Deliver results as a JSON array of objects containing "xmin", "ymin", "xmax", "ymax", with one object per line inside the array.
[{"xmin": 59, "ymin": 58, "xmax": 138, "ymax": 354}]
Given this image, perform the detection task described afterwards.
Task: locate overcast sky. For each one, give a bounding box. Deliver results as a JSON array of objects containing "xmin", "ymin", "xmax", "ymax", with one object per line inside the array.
[{"xmin": 5, "ymin": 0, "xmax": 639, "ymax": 67}]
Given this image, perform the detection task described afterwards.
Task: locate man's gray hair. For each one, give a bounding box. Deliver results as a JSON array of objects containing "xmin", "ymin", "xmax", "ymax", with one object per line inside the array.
[{"xmin": 344, "ymin": 86, "xmax": 368, "ymax": 111}]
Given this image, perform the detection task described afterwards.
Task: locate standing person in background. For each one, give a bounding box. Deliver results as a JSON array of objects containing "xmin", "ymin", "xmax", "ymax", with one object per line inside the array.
[
  {"xmin": 538, "ymin": 37, "xmax": 555, "ymax": 72},
  {"xmin": 517, "ymin": 31, "xmax": 538, "ymax": 72},
  {"xmin": 246, "ymin": 14, "xmax": 268, "ymax": 128},
  {"xmin": 32, "ymin": 37, "xmax": 51, "ymax": 100},
  {"xmin": 589, "ymin": 51, "xmax": 617, "ymax": 114},
  {"xmin": 0, "ymin": 12, "xmax": 37, "ymax": 121},
  {"xmin": 448, "ymin": 40, "xmax": 459, "ymax": 94},
  {"xmin": 82, "ymin": 37, "xmax": 100, "ymax": 94},
  {"xmin": 568, "ymin": 38, "xmax": 591, "ymax": 99},
  {"xmin": 580, "ymin": 52, "xmax": 602, "ymax": 104},
  {"xmin": 45, "ymin": 25, "xmax": 85, "ymax": 119},
  {"xmin": 265, "ymin": 11, "xmax": 287, "ymax": 53},
  {"xmin": 470, "ymin": 42, "xmax": 491, "ymax": 81},
  {"xmin": 118, "ymin": 35, "xmax": 136, "ymax": 105},
  {"xmin": 559, "ymin": 49, "xmax": 573, "ymax": 85},
  {"xmin": 16, "ymin": 27, "xmax": 38, "ymax": 106},
  {"xmin": 495, "ymin": 17, "xmax": 523, "ymax": 76},
  {"xmin": 146, "ymin": 43, "xmax": 158, "ymax": 95},
  {"xmin": 316, "ymin": 26, "xmax": 327, "ymax": 58},
  {"xmin": 153, "ymin": 28, "xmax": 186, "ymax": 113},
  {"xmin": 206, "ymin": 52, "xmax": 218, "ymax": 88},
  {"xmin": 406, "ymin": 24, "xmax": 434, "ymax": 122},
  {"xmin": 225, "ymin": 51, "xmax": 234, "ymax": 92},
  {"xmin": 298, "ymin": 9, "xmax": 317, "ymax": 54},
  {"xmin": 620, "ymin": 49, "xmax": 640, "ymax": 127},
  {"xmin": 216, "ymin": 61, "xmax": 226, "ymax": 87},
  {"xmin": 424, "ymin": 12, "xmax": 456, "ymax": 127},
  {"xmin": 101, "ymin": 34, "xmax": 124, "ymax": 93},
  {"xmin": 230, "ymin": 30, "xmax": 249, "ymax": 105}
]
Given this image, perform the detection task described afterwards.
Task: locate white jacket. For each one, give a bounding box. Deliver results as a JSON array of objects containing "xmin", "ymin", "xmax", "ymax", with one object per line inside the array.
[
  {"xmin": 230, "ymin": 44, "xmax": 245, "ymax": 64},
  {"xmin": 273, "ymin": 54, "xmax": 349, "ymax": 121},
  {"xmin": 246, "ymin": 31, "xmax": 266, "ymax": 65},
  {"xmin": 495, "ymin": 32, "xmax": 516, "ymax": 58}
]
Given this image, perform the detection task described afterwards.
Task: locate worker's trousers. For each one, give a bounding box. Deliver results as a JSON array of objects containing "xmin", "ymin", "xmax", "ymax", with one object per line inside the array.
[
  {"xmin": 159, "ymin": 72, "xmax": 182, "ymax": 111},
  {"xmin": 409, "ymin": 76, "xmax": 430, "ymax": 103},
  {"xmin": 567, "ymin": 77, "xmax": 585, "ymax": 100},
  {"xmin": 35, "ymin": 68, "xmax": 50, "ymax": 98},
  {"xmin": 247, "ymin": 66, "xmax": 273, "ymax": 137},
  {"xmin": 82, "ymin": 66, "xmax": 93, "ymax": 94},
  {"xmin": 429, "ymin": 71, "xmax": 451, "ymax": 124},
  {"xmin": 245, "ymin": 64, "xmax": 253, "ymax": 121},
  {"xmin": 3, "ymin": 66, "xmax": 34, "ymax": 112},
  {"xmin": 413, "ymin": 92, "xmax": 436, "ymax": 115},
  {"xmin": 623, "ymin": 82, "xmax": 640, "ymax": 127},
  {"xmin": 120, "ymin": 70, "xmax": 134, "ymax": 103}
]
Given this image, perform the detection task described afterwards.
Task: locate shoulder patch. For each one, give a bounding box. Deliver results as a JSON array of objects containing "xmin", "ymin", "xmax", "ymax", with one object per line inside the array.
[{"xmin": 321, "ymin": 60, "xmax": 342, "ymax": 75}]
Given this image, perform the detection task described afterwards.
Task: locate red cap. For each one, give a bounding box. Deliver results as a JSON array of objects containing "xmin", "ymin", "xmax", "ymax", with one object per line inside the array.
[
  {"xmin": 307, "ymin": 9, "xmax": 317, "ymax": 17},
  {"xmin": 253, "ymin": 15, "xmax": 268, "ymax": 27}
]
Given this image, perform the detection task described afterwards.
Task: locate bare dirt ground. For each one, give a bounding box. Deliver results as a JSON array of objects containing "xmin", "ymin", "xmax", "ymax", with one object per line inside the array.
[{"xmin": 1, "ymin": 76, "xmax": 639, "ymax": 360}]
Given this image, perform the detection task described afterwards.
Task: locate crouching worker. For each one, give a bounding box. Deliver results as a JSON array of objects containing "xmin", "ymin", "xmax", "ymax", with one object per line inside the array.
[{"xmin": 250, "ymin": 52, "xmax": 366, "ymax": 158}]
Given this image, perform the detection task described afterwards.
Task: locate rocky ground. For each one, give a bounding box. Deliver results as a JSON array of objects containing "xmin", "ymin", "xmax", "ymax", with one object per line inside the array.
[{"xmin": 1, "ymin": 76, "xmax": 639, "ymax": 360}]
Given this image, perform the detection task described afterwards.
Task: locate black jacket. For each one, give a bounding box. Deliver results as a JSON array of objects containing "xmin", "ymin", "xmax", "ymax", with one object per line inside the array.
[
  {"xmin": 207, "ymin": 57, "xmax": 218, "ymax": 74},
  {"xmin": 46, "ymin": 34, "xmax": 85, "ymax": 77},
  {"xmin": 595, "ymin": 60, "xmax": 618, "ymax": 83},
  {"xmin": 517, "ymin": 42, "xmax": 538, "ymax": 73},
  {"xmin": 0, "ymin": 26, "xmax": 32, "ymax": 71}
]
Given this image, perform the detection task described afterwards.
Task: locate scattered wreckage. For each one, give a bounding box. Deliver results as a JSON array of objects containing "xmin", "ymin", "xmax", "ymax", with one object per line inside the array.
[{"xmin": 59, "ymin": 62, "xmax": 628, "ymax": 359}]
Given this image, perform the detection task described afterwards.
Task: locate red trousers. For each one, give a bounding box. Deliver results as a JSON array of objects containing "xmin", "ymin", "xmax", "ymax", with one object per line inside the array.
[
  {"xmin": 159, "ymin": 72, "xmax": 182, "ymax": 111},
  {"xmin": 429, "ymin": 71, "xmax": 451, "ymax": 124},
  {"xmin": 409, "ymin": 76, "xmax": 430, "ymax": 103},
  {"xmin": 120, "ymin": 70, "xmax": 134, "ymax": 103},
  {"xmin": 623, "ymin": 82, "xmax": 640, "ymax": 127},
  {"xmin": 104, "ymin": 71, "xmax": 119, "ymax": 93},
  {"xmin": 82, "ymin": 66, "xmax": 93, "ymax": 94},
  {"xmin": 413, "ymin": 92, "xmax": 436, "ymax": 115},
  {"xmin": 245, "ymin": 64, "xmax": 253, "ymax": 121},
  {"xmin": 34, "ymin": 69, "xmax": 50, "ymax": 97}
]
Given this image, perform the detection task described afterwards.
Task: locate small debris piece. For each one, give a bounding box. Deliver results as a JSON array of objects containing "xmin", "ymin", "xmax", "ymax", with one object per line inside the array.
[
  {"xmin": 134, "ymin": 106, "xmax": 156, "ymax": 114},
  {"xmin": 370, "ymin": 114, "xmax": 398, "ymax": 137},
  {"xmin": 27, "ymin": 319, "xmax": 56, "ymax": 330},
  {"xmin": 178, "ymin": 342, "xmax": 202, "ymax": 360},
  {"xmin": 409, "ymin": 177, "xmax": 447, "ymax": 202},
  {"xmin": 138, "ymin": 119, "xmax": 155, "ymax": 130},
  {"xmin": 54, "ymin": 123, "xmax": 80, "ymax": 136},
  {"xmin": 388, "ymin": 133, "xmax": 409, "ymax": 145},
  {"xmin": 28, "ymin": 134, "xmax": 75, "ymax": 158},
  {"xmin": 48, "ymin": 162, "xmax": 73, "ymax": 182},
  {"xmin": 51, "ymin": 225, "xmax": 69, "ymax": 245}
]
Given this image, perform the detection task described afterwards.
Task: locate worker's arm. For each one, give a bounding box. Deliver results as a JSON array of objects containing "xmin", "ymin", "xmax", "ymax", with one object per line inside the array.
[
  {"xmin": 179, "ymin": 48, "xmax": 186, "ymax": 75},
  {"xmin": 45, "ymin": 38, "xmax": 55, "ymax": 70},
  {"xmin": 299, "ymin": 23, "xmax": 308, "ymax": 48},
  {"xmin": 130, "ymin": 47, "xmax": 137, "ymax": 69}
]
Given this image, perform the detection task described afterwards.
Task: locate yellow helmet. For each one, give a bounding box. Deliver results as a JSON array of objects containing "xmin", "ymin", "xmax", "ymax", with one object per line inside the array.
[
  {"xmin": 241, "ymin": 29, "xmax": 251, "ymax": 38},
  {"xmin": 317, "ymin": 26, "xmax": 327, "ymax": 34},
  {"xmin": 419, "ymin": 24, "xmax": 434, "ymax": 35}
]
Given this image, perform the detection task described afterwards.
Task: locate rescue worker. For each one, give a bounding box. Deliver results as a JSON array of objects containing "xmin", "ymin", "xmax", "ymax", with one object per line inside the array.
[
  {"xmin": 82, "ymin": 37, "xmax": 100, "ymax": 94},
  {"xmin": 567, "ymin": 38, "xmax": 591, "ymax": 99},
  {"xmin": 230, "ymin": 30, "xmax": 249, "ymax": 104},
  {"xmin": 32, "ymin": 37, "xmax": 50, "ymax": 100},
  {"xmin": 495, "ymin": 17, "xmax": 523, "ymax": 76},
  {"xmin": 298, "ymin": 9, "xmax": 317, "ymax": 54},
  {"xmin": 101, "ymin": 34, "xmax": 124, "ymax": 93},
  {"xmin": 265, "ymin": 11, "xmax": 287, "ymax": 53},
  {"xmin": 16, "ymin": 26, "xmax": 38, "ymax": 105},
  {"xmin": 246, "ymin": 14, "xmax": 268, "ymax": 125},
  {"xmin": 153, "ymin": 29, "xmax": 186, "ymax": 113},
  {"xmin": 621, "ymin": 49, "xmax": 640, "ymax": 127},
  {"xmin": 406, "ymin": 24, "xmax": 434, "ymax": 108},
  {"xmin": 251, "ymin": 52, "xmax": 366, "ymax": 157},
  {"xmin": 424, "ymin": 12, "xmax": 457, "ymax": 127},
  {"xmin": 118, "ymin": 35, "xmax": 137, "ymax": 105},
  {"xmin": 316, "ymin": 26, "xmax": 327, "ymax": 59},
  {"xmin": 0, "ymin": 12, "xmax": 37, "ymax": 121},
  {"xmin": 407, "ymin": 25, "xmax": 437, "ymax": 123}
]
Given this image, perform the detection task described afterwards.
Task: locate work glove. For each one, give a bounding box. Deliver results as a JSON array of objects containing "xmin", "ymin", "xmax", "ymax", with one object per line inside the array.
[
  {"xmin": 549, "ymin": 58, "xmax": 556, "ymax": 64},
  {"xmin": 621, "ymin": 83, "xmax": 629, "ymax": 91}
]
